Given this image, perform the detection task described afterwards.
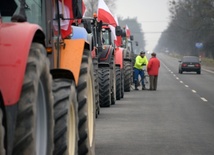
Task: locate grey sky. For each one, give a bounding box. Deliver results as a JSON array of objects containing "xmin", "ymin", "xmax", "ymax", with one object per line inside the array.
[{"xmin": 115, "ymin": 0, "xmax": 170, "ymax": 51}]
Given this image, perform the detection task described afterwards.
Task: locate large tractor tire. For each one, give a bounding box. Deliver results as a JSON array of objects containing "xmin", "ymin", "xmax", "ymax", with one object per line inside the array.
[
  {"xmin": 115, "ymin": 66, "xmax": 121, "ymax": 100},
  {"xmin": 92, "ymin": 57, "xmax": 100, "ymax": 118},
  {"xmin": 0, "ymin": 108, "xmax": 5, "ymax": 155},
  {"xmin": 110, "ymin": 58, "xmax": 116, "ymax": 105},
  {"xmin": 98, "ymin": 67, "xmax": 111, "ymax": 107},
  {"xmin": 52, "ymin": 79, "xmax": 78, "ymax": 155},
  {"xmin": 12, "ymin": 43, "xmax": 54, "ymax": 155},
  {"xmin": 77, "ymin": 50, "xmax": 96, "ymax": 155},
  {"xmin": 121, "ymin": 69, "xmax": 124, "ymax": 98},
  {"xmin": 124, "ymin": 61, "xmax": 132, "ymax": 92}
]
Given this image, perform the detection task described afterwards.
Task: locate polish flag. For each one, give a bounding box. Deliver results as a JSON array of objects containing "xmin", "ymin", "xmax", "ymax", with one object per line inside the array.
[
  {"xmin": 113, "ymin": 15, "xmax": 121, "ymax": 47},
  {"xmin": 97, "ymin": 0, "xmax": 117, "ymax": 27},
  {"xmin": 109, "ymin": 25, "xmax": 116, "ymax": 42},
  {"xmin": 125, "ymin": 24, "xmax": 131, "ymax": 37},
  {"xmin": 53, "ymin": 0, "xmax": 73, "ymax": 39}
]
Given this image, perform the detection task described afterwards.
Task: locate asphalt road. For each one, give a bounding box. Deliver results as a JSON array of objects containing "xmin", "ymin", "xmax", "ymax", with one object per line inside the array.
[{"xmin": 95, "ymin": 53, "xmax": 214, "ymax": 155}]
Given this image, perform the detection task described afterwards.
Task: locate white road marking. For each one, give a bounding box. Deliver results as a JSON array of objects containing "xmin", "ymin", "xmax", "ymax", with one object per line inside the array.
[
  {"xmin": 201, "ymin": 97, "xmax": 208, "ymax": 102},
  {"xmin": 192, "ymin": 90, "xmax": 197, "ymax": 93},
  {"xmin": 161, "ymin": 59, "xmax": 210, "ymax": 103}
]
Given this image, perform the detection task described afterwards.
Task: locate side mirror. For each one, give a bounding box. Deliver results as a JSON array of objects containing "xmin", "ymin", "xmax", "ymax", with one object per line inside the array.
[{"xmin": 115, "ymin": 26, "xmax": 122, "ymax": 36}]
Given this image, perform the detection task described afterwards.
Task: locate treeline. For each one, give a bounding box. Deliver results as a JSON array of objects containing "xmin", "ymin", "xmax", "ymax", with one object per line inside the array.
[
  {"xmin": 155, "ymin": 0, "xmax": 214, "ymax": 58},
  {"xmin": 118, "ymin": 17, "xmax": 145, "ymax": 54}
]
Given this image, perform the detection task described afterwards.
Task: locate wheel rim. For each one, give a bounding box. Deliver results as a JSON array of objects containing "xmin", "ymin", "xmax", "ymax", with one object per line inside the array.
[
  {"xmin": 36, "ymin": 80, "xmax": 47, "ymax": 155},
  {"xmin": 87, "ymin": 74, "xmax": 94, "ymax": 146},
  {"xmin": 68, "ymin": 95, "xmax": 76, "ymax": 155}
]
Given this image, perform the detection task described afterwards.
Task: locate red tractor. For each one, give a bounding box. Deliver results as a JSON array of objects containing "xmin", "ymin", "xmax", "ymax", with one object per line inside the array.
[
  {"xmin": 121, "ymin": 26, "xmax": 135, "ymax": 92},
  {"xmin": 0, "ymin": 0, "xmax": 96, "ymax": 154},
  {"xmin": 82, "ymin": 17, "xmax": 118, "ymax": 107}
]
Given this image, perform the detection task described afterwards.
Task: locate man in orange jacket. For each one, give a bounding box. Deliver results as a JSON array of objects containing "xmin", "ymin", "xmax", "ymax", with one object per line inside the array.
[{"xmin": 147, "ymin": 52, "xmax": 160, "ymax": 90}]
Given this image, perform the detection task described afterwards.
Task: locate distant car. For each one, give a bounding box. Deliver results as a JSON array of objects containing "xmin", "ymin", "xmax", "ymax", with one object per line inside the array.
[{"xmin": 178, "ymin": 56, "xmax": 201, "ymax": 74}]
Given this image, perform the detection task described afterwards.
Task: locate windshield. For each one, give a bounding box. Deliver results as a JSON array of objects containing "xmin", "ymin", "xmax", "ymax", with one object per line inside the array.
[
  {"xmin": 1, "ymin": 0, "xmax": 43, "ymax": 27},
  {"xmin": 182, "ymin": 56, "xmax": 199, "ymax": 62},
  {"xmin": 102, "ymin": 30, "xmax": 110, "ymax": 45}
]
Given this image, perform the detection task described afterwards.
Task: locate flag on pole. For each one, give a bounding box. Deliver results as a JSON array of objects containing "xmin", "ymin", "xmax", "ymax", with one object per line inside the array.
[
  {"xmin": 53, "ymin": 0, "xmax": 73, "ymax": 39},
  {"xmin": 125, "ymin": 24, "xmax": 131, "ymax": 37},
  {"xmin": 97, "ymin": 0, "xmax": 117, "ymax": 27},
  {"xmin": 113, "ymin": 14, "xmax": 122, "ymax": 47}
]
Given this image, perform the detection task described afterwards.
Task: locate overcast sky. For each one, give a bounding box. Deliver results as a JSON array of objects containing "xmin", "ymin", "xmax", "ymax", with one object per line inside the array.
[{"xmin": 115, "ymin": 0, "xmax": 170, "ymax": 52}]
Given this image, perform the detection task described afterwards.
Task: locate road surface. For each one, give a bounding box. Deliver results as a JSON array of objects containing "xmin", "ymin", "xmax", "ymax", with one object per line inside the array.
[{"xmin": 95, "ymin": 53, "xmax": 214, "ymax": 155}]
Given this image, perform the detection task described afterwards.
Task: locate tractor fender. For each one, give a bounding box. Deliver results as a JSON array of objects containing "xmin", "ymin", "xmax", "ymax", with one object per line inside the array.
[
  {"xmin": 114, "ymin": 47, "xmax": 124, "ymax": 69},
  {"xmin": 0, "ymin": 22, "xmax": 45, "ymax": 106},
  {"xmin": 59, "ymin": 39, "xmax": 88, "ymax": 86},
  {"xmin": 123, "ymin": 48, "xmax": 132, "ymax": 61},
  {"xmin": 98, "ymin": 45, "xmax": 114, "ymax": 65}
]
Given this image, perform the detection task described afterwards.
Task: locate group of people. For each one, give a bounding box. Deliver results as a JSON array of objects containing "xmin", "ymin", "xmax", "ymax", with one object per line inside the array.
[{"xmin": 133, "ymin": 51, "xmax": 160, "ymax": 91}]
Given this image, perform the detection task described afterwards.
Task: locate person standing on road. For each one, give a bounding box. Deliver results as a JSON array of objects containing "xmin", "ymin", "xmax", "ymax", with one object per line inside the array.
[
  {"xmin": 133, "ymin": 51, "xmax": 148, "ymax": 90},
  {"xmin": 147, "ymin": 52, "xmax": 160, "ymax": 91}
]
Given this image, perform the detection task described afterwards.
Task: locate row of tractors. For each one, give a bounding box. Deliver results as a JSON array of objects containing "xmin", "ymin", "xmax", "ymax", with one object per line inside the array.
[{"xmin": 0, "ymin": 0, "xmax": 136, "ymax": 155}]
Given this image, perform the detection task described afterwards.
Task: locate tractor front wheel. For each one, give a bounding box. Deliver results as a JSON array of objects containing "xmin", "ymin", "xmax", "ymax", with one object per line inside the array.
[
  {"xmin": 53, "ymin": 79, "xmax": 78, "ymax": 155},
  {"xmin": 78, "ymin": 50, "xmax": 96, "ymax": 155},
  {"xmin": 12, "ymin": 43, "xmax": 54, "ymax": 155}
]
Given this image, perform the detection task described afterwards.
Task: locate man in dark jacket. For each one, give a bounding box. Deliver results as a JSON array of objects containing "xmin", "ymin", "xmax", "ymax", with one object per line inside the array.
[{"xmin": 147, "ymin": 52, "xmax": 160, "ymax": 90}]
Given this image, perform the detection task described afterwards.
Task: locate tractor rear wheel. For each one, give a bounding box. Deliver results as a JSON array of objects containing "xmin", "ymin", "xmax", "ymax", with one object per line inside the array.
[
  {"xmin": 115, "ymin": 66, "xmax": 121, "ymax": 100},
  {"xmin": 121, "ymin": 69, "xmax": 124, "ymax": 98},
  {"xmin": 124, "ymin": 61, "xmax": 132, "ymax": 92},
  {"xmin": 78, "ymin": 50, "xmax": 96, "ymax": 155},
  {"xmin": 98, "ymin": 67, "xmax": 111, "ymax": 107},
  {"xmin": 12, "ymin": 43, "xmax": 54, "ymax": 155},
  {"xmin": 53, "ymin": 79, "xmax": 78, "ymax": 155},
  {"xmin": 92, "ymin": 57, "xmax": 100, "ymax": 118},
  {"xmin": 0, "ymin": 108, "xmax": 5, "ymax": 155},
  {"xmin": 110, "ymin": 58, "xmax": 116, "ymax": 105}
]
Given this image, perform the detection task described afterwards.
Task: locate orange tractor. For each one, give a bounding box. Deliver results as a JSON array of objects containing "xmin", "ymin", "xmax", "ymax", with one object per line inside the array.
[{"xmin": 0, "ymin": 0, "xmax": 95, "ymax": 155}]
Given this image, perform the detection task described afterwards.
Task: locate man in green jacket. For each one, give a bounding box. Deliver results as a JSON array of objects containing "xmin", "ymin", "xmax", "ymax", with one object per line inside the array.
[{"xmin": 133, "ymin": 51, "xmax": 148, "ymax": 90}]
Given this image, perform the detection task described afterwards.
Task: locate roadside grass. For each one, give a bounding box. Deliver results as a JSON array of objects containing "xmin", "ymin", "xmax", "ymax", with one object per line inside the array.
[{"xmin": 201, "ymin": 57, "xmax": 214, "ymax": 68}]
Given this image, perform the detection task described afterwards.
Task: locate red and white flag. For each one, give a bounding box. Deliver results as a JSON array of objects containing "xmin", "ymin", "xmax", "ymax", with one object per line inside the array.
[
  {"xmin": 113, "ymin": 15, "xmax": 122, "ymax": 47},
  {"xmin": 125, "ymin": 24, "xmax": 131, "ymax": 37},
  {"xmin": 53, "ymin": 0, "xmax": 73, "ymax": 39},
  {"xmin": 97, "ymin": 0, "xmax": 117, "ymax": 27}
]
